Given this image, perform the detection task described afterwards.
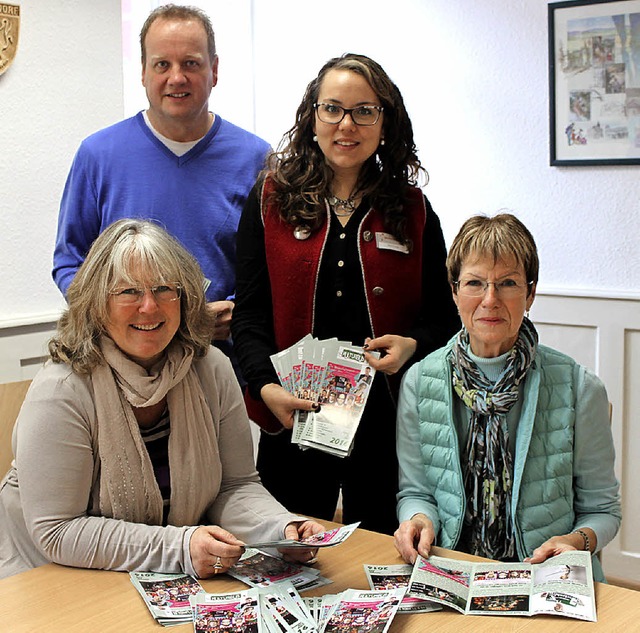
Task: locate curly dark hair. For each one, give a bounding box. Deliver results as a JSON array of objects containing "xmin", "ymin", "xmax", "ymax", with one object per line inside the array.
[{"xmin": 266, "ymin": 53, "xmax": 426, "ymax": 243}]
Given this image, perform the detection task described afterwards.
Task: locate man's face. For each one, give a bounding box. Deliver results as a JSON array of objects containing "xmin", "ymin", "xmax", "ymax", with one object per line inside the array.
[{"xmin": 141, "ymin": 18, "xmax": 218, "ymax": 140}]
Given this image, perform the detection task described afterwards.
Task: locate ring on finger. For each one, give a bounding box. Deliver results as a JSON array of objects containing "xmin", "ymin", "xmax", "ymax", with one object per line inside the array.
[{"xmin": 213, "ymin": 555, "xmax": 224, "ymax": 571}]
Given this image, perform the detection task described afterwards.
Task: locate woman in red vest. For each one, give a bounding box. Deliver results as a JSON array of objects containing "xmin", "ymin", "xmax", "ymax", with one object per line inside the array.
[{"xmin": 232, "ymin": 53, "xmax": 459, "ymax": 534}]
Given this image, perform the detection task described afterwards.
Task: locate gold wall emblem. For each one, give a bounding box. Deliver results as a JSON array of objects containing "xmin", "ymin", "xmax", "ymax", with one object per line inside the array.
[{"xmin": 0, "ymin": 3, "xmax": 20, "ymax": 76}]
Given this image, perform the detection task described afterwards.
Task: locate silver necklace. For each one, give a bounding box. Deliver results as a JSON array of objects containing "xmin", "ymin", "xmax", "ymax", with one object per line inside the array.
[{"xmin": 328, "ymin": 195, "xmax": 357, "ymax": 217}]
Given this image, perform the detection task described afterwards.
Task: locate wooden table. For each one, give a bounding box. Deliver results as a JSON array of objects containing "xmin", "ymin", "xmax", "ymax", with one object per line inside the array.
[{"xmin": 0, "ymin": 524, "xmax": 637, "ymax": 632}]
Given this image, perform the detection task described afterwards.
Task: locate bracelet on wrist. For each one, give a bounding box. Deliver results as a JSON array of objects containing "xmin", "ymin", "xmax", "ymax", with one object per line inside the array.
[{"xmin": 573, "ymin": 529, "xmax": 591, "ymax": 552}]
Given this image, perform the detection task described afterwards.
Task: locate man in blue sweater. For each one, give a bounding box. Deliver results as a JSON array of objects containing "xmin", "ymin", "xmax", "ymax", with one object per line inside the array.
[{"xmin": 53, "ymin": 4, "xmax": 269, "ymax": 347}]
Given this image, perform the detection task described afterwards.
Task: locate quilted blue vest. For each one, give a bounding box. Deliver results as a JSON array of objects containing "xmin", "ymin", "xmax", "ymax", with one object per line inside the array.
[{"xmin": 413, "ymin": 339, "xmax": 605, "ymax": 580}]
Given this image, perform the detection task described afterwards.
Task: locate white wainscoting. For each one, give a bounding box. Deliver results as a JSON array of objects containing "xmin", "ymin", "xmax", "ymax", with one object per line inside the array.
[
  {"xmin": 532, "ymin": 291, "xmax": 640, "ymax": 584},
  {"xmin": 0, "ymin": 318, "xmax": 58, "ymax": 383},
  {"xmin": 1, "ymin": 291, "xmax": 638, "ymax": 583}
]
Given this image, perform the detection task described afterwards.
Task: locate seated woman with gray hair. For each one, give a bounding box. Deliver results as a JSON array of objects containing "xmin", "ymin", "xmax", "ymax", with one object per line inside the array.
[
  {"xmin": 394, "ymin": 213, "xmax": 621, "ymax": 581},
  {"xmin": 0, "ymin": 219, "xmax": 323, "ymax": 580}
]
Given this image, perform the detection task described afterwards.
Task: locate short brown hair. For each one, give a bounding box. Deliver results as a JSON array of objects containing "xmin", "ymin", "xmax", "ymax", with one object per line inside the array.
[
  {"xmin": 447, "ymin": 213, "xmax": 539, "ymax": 291},
  {"xmin": 140, "ymin": 4, "xmax": 216, "ymax": 65},
  {"xmin": 49, "ymin": 219, "xmax": 215, "ymax": 373}
]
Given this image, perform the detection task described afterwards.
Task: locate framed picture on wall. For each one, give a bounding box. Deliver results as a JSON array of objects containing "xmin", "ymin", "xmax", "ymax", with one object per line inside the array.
[{"xmin": 549, "ymin": 0, "xmax": 640, "ymax": 165}]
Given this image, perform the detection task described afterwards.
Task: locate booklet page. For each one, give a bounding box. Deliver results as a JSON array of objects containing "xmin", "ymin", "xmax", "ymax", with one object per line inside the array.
[{"xmin": 407, "ymin": 551, "xmax": 595, "ymax": 621}]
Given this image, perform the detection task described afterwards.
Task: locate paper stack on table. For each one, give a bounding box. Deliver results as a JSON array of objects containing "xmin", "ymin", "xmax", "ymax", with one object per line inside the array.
[
  {"xmin": 305, "ymin": 587, "xmax": 406, "ymax": 633},
  {"xmin": 228, "ymin": 548, "xmax": 332, "ymax": 592},
  {"xmin": 130, "ymin": 571, "xmax": 205, "ymax": 627},
  {"xmin": 191, "ymin": 584, "xmax": 405, "ymax": 633}
]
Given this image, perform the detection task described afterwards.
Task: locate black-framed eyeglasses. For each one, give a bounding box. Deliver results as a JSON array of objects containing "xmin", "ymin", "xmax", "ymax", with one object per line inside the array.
[
  {"xmin": 108, "ymin": 283, "xmax": 182, "ymax": 305},
  {"xmin": 453, "ymin": 278, "xmax": 534, "ymax": 298},
  {"xmin": 314, "ymin": 102, "xmax": 384, "ymax": 126}
]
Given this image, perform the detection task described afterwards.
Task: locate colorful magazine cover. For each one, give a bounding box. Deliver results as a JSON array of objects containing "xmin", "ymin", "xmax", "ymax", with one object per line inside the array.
[
  {"xmin": 191, "ymin": 590, "xmax": 262, "ymax": 633},
  {"xmin": 130, "ymin": 571, "xmax": 204, "ymax": 626},
  {"xmin": 322, "ymin": 588, "xmax": 405, "ymax": 633}
]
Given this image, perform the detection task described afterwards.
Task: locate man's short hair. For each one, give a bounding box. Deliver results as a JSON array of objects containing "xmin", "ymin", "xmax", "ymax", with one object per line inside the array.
[{"xmin": 140, "ymin": 4, "xmax": 216, "ymax": 64}]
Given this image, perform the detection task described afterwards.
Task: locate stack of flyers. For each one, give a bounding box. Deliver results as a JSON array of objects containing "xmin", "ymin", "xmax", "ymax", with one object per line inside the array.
[
  {"xmin": 258, "ymin": 584, "xmax": 318, "ymax": 632},
  {"xmin": 228, "ymin": 548, "xmax": 332, "ymax": 592},
  {"xmin": 301, "ymin": 596, "xmax": 327, "ymax": 627},
  {"xmin": 318, "ymin": 588, "xmax": 406, "ymax": 633},
  {"xmin": 247, "ymin": 522, "xmax": 360, "ymax": 550},
  {"xmin": 270, "ymin": 336, "xmax": 379, "ymax": 457},
  {"xmin": 130, "ymin": 571, "xmax": 205, "ymax": 626},
  {"xmin": 190, "ymin": 589, "xmax": 261, "ymax": 632},
  {"xmin": 364, "ymin": 564, "xmax": 441, "ymax": 614},
  {"xmin": 192, "ymin": 584, "xmax": 320, "ymax": 632}
]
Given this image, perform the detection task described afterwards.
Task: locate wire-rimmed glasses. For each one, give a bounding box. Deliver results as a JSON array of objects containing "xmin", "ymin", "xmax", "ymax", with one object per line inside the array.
[
  {"xmin": 108, "ymin": 283, "xmax": 182, "ymax": 305},
  {"xmin": 454, "ymin": 278, "xmax": 534, "ymax": 298}
]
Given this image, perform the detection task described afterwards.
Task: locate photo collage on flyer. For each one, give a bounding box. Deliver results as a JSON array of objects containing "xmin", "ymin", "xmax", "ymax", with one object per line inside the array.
[
  {"xmin": 271, "ymin": 335, "xmax": 379, "ymax": 457},
  {"xmin": 407, "ymin": 550, "xmax": 596, "ymax": 621}
]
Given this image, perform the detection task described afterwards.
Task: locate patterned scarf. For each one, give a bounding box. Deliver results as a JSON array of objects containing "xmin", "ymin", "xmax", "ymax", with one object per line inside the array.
[{"xmin": 449, "ymin": 317, "xmax": 538, "ymax": 560}]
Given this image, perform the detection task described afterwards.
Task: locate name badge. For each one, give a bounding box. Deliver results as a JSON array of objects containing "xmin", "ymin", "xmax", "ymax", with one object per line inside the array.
[{"xmin": 375, "ymin": 232, "xmax": 409, "ymax": 254}]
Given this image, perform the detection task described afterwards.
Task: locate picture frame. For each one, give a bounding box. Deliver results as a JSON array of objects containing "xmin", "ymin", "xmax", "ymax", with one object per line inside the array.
[{"xmin": 549, "ymin": 0, "xmax": 640, "ymax": 165}]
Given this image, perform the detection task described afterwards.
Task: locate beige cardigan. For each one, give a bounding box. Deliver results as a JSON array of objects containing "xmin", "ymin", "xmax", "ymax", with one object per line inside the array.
[{"xmin": 0, "ymin": 347, "xmax": 302, "ymax": 579}]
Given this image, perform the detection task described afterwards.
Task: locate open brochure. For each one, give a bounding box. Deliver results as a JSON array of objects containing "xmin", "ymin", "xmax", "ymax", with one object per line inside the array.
[
  {"xmin": 271, "ymin": 336, "xmax": 378, "ymax": 458},
  {"xmin": 364, "ymin": 564, "xmax": 441, "ymax": 614},
  {"xmin": 407, "ymin": 550, "xmax": 596, "ymax": 621}
]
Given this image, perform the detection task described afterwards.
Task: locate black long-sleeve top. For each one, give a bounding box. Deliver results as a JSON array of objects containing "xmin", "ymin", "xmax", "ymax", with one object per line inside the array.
[{"xmin": 232, "ymin": 181, "xmax": 460, "ymax": 401}]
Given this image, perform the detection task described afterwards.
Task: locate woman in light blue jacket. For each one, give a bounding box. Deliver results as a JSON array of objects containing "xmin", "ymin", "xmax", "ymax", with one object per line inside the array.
[{"xmin": 394, "ymin": 214, "xmax": 621, "ymax": 581}]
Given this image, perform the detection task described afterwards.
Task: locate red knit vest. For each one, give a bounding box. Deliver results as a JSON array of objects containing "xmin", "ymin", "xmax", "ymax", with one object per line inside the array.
[{"xmin": 246, "ymin": 177, "xmax": 426, "ymax": 432}]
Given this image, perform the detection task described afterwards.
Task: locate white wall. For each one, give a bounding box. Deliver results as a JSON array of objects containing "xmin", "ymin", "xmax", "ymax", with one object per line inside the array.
[
  {"xmin": 251, "ymin": 0, "xmax": 640, "ymax": 297},
  {"xmin": 0, "ymin": 0, "xmax": 123, "ymax": 327},
  {"xmin": 2, "ymin": 0, "xmax": 638, "ymax": 331}
]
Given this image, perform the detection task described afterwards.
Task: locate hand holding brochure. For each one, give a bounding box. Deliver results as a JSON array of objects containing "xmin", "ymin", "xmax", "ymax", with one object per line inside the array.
[
  {"xmin": 407, "ymin": 550, "xmax": 596, "ymax": 621},
  {"xmin": 246, "ymin": 522, "xmax": 359, "ymax": 549},
  {"xmin": 271, "ymin": 336, "xmax": 379, "ymax": 458}
]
